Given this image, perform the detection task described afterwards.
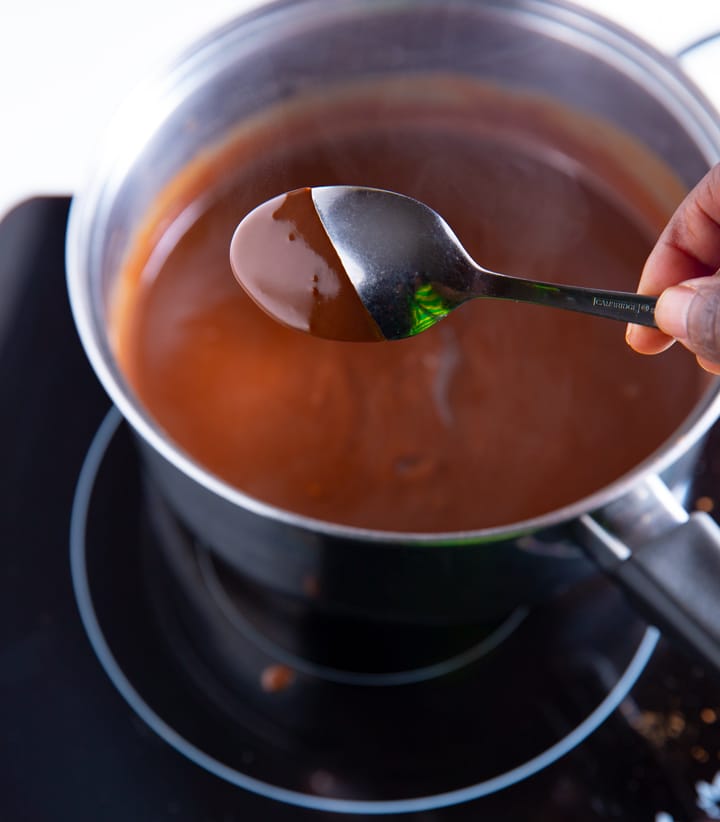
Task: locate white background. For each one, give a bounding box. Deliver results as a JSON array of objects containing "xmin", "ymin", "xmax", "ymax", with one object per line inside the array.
[{"xmin": 1, "ymin": 0, "xmax": 719, "ymax": 219}]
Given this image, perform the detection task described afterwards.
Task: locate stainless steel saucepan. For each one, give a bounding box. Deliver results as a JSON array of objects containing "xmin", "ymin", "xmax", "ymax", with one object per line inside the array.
[{"xmin": 67, "ymin": 0, "xmax": 720, "ymax": 669}]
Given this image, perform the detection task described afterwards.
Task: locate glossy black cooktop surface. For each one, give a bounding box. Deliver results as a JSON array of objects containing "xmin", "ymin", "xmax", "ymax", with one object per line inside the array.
[{"xmin": 3, "ymin": 198, "xmax": 720, "ymax": 822}]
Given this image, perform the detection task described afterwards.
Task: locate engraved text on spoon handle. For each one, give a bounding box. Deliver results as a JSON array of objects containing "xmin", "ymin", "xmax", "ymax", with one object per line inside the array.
[{"xmin": 474, "ymin": 270, "xmax": 658, "ymax": 328}]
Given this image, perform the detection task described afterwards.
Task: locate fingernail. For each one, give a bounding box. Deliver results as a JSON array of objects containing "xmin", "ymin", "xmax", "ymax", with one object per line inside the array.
[{"xmin": 655, "ymin": 285, "xmax": 695, "ymax": 341}]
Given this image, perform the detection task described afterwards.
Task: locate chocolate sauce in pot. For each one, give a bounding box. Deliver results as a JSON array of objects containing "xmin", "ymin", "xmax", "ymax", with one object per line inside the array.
[{"xmin": 112, "ymin": 78, "xmax": 705, "ymax": 532}]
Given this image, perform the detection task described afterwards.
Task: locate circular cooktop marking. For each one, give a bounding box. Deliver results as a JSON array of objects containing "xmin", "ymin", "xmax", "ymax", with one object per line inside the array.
[
  {"xmin": 70, "ymin": 408, "xmax": 659, "ymax": 815},
  {"xmin": 196, "ymin": 545, "xmax": 529, "ymax": 687}
]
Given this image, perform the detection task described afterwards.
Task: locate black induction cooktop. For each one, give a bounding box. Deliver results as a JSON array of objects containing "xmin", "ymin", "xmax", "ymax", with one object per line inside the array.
[{"xmin": 3, "ymin": 197, "xmax": 720, "ymax": 822}]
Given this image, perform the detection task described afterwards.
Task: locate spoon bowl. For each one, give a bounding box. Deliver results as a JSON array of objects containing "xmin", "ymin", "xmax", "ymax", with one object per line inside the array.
[{"xmin": 230, "ymin": 185, "xmax": 658, "ymax": 341}]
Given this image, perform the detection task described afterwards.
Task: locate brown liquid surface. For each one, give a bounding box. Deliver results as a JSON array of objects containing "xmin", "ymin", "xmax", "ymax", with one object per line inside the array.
[
  {"xmin": 113, "ymin": 78, "xmax": 706, "ymax": 532},
  {"xmin": 230, "ymin": 188, "xmax": 382, "ymax": 341}
]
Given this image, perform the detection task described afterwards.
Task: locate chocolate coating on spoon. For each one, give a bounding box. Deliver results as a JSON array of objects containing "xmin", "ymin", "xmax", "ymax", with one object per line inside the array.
[{"xmin": 230, "ymin": 187, "xmax": 383, "ymax": 341}]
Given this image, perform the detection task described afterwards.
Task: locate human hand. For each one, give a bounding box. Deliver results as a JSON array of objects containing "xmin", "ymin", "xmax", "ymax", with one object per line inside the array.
[{"xmin": 626, "ymin": 162, "xmax": 720, "ymax": 374}]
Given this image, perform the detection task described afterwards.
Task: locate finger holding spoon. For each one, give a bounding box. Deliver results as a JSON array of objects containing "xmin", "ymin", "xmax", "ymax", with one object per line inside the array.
[{"xmin": 627, "ymin": 162, "xmax": 720, "ymax": 373}]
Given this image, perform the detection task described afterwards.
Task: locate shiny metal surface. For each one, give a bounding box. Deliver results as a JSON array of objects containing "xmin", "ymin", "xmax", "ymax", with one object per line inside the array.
[
  {"xmin": 311, "ymin": 185, "xmax": 659, "ymax": 340},
  {"xmin": 66, "ymin": 0, "xmax": 720, "ymax": 624}
]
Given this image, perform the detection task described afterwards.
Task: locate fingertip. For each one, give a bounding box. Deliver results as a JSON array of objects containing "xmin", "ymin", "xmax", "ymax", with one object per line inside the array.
[
  {"xmin": 625, "ymin": 322, "xmax": 638, "ymax": 348},
  {"xmin": 696, "ymin": 355, "xmax": 720, "ymax": 375},
  {"xmin": 654, "ymin": 285, "xmax": 694, "ymax": 341},
  {"xmin": 625, "ymin": 323, "xmax": 675, "ymax": 355}
]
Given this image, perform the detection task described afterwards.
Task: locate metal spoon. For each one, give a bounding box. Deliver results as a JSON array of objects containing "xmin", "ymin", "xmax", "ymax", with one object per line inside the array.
[{"xmin": 230, "ymin": 185, "xmax": 658, "ymax": 341}]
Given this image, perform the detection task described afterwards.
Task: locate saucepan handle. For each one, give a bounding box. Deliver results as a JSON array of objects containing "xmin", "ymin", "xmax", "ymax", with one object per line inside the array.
[{"xmin": 577, "ymin": 474, "xmax": 720, "ymax": 675}]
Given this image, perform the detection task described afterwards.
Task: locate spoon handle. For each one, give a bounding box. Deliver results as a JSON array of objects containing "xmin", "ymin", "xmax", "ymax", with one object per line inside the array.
[{"xmin": 476, "ymin": 269, "xmax": 658, "ymax": 327}]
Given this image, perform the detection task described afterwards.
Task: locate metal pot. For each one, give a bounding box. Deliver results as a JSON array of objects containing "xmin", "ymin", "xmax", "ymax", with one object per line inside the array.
[{"xmin": 67, "ymin": 0, "xmax": 720, "ymax": 665}]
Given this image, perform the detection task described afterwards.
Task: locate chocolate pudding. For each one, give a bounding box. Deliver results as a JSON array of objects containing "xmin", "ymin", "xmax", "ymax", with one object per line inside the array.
[{"xmin": 112, "ymin": 77, "xmax": 705, "ymax": 532}]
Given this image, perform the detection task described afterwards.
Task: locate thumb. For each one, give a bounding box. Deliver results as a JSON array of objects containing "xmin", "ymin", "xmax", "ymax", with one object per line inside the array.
[{"xmin": 655, "ymin": 274, "xmax": 720, "ymax": 373}]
